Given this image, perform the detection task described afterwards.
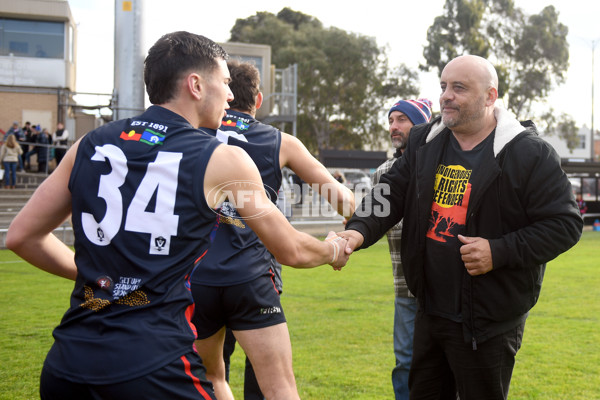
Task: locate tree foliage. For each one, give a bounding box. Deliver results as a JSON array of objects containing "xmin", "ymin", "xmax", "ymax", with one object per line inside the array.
[
  {"xmin": 229, "ymin": 8, "xmax": 419, "ymax": 153},
  {"xmin": 421, "ymin": 0, "xmax": 569, "ymax": 121},
  {"xmin": 540, "ymin": 109, "xmax": 581, "ymax": 152}
]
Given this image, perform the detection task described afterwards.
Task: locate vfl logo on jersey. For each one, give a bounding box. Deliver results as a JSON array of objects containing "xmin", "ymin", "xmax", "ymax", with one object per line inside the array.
[
  {"xmin": 119, "ymin": 128, "xmax": 165, "ymax": 146},
  {"xmin": 96, "ymin": 227, "xmax": 106, "ymax": 242},
  {"xmin": 154, "ymin": 236, "xmax": 167, "ymax": 252},
  {"xmin": 222, "ymin": 119, "xmax": 250, "ymax": 131}
]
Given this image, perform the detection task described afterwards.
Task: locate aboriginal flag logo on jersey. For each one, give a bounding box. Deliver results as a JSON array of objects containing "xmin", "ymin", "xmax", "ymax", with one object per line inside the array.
[
  {"xmin": 222, "ymin": 118, "xmax": 250, "ymax": 131},
  {"xmin": 120, "ymin": 128, "xmax": 165, "ymax": 146},
  {"xmin": 426, "ymin": 164, "xmax": 472, "ymax": 242}
]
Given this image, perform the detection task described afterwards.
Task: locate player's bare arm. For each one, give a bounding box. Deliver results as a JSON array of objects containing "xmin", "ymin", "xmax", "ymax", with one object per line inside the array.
[
  {"xmin": 6, "ymin": 141, "xmax": 79, "ymax": 280},
  {"xmin": 279, "ymin": 132, "xmax": 355, "ymax": 219},
  {"xmin": 205, "ymin": 144, "xmax": 348, "ymax": 269}
]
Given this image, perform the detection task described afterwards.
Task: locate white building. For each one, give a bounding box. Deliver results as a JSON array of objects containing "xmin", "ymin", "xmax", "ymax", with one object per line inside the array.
[
  {"xmin": 539, "ymin": 125, "xmax": 596, "ymax": 161},
  {"xmin": 0, "ymin": 0, "xmax": 80, "ymax": 137}
]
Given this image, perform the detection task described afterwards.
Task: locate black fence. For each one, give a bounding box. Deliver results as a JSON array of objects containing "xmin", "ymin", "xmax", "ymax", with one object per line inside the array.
[
  {"xmin": 562, "ymin": 160, "xmax": 600, "ymax": 224},
  {"xmin": 320, "ymin": 149, "xmax": 387, "ymax": 170}
]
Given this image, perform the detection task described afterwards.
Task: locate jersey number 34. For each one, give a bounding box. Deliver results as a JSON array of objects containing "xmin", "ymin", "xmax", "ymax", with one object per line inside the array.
[{"xmin": 81, "ymin": 144, "xmax": 181, "ymax": 255}]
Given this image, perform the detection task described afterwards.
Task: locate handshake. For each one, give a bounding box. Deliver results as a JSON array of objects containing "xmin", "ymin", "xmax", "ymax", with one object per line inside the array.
[{"xmin": 324, "ymin": 230, "xmax": 364, "ymax": 271}]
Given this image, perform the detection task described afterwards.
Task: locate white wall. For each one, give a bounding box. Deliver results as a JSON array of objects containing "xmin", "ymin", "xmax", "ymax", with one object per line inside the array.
[
  {"xmin": 539, "ymin": 125, "xmax": 592, "ymax": 160},
  {"xmin": 0, "ymin": 57, "xmax": 66, "ymax": 87}
]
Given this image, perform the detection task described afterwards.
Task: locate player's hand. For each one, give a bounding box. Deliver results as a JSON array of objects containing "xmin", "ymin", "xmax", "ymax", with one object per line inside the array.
[
  {"xmin": 458, "ymin": 235, "xmax": 493, "ymax": 276},
  {"xmin": 335, "ymin": 229, "xmax": 364, "ymax": 256},
  {"xmin": 325, "ymin": 231, "xmax": 348, "ymax": 271}
]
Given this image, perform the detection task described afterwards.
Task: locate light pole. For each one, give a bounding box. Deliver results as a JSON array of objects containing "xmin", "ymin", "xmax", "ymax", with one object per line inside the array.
[
  {"xmin": 592, "ymin": 39, "xmax": 597, "ymax": 161},
  {"xmin": 590, "ymin": 38, "xmax": 600, "ymax": 161}
]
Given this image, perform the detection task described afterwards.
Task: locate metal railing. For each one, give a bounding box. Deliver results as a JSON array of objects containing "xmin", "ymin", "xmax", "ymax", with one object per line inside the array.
[
  {"xmin": 0, "ymin": 224, "xmax": 73, "ymax": 250},
  {"xmin": 8, "ymin": 140, "xmax": 70, "ymax": 175}
]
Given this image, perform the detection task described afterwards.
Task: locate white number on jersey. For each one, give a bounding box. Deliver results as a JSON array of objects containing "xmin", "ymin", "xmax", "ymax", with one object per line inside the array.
[{"xmin": 81, "ymin": 144, "xmax": 182, "ymax": 255}]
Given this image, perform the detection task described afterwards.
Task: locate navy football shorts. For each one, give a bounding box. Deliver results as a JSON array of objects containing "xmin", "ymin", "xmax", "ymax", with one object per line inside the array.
[
  {"xmin": 40, "ymin": 352, "xmax": 216, "ymax": 400},
  {"xmin": 191, "ymin": 272, "xmax": 286, "ymax": 339}
]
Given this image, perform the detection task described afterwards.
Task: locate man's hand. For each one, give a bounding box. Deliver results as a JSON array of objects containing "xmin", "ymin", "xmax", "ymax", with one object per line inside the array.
[
  {"xmin": 325, "ymin": 231, "xmax": 348, "ymax": 271},
  {"xmin": 458, "ymin": 235, "xmax": 493, "ymax": 276},
  {"xmin": 335, "ymin": 229, "xmax": 364, "ymax": 256}
]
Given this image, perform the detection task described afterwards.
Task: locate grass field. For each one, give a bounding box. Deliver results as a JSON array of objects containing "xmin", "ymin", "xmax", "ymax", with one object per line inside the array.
[{"xmin": 1, "ymin": 231, "xmax": 598, "ymax": 399}]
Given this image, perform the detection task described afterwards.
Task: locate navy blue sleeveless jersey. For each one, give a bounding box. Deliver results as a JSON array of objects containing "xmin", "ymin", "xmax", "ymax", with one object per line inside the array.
[
  {"xmin": 45, "ymin": 105, "xmax": 222, "ymax": 384},
  {"xmin": 190, "ymin": 110, "xmax": 282, "ymax": 286}
]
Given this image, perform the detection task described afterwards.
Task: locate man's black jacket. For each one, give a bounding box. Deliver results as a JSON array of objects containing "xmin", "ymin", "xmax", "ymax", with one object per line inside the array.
[{"xmin": 346, "ymin": 107, "xmax": 583, "ymax": 347}]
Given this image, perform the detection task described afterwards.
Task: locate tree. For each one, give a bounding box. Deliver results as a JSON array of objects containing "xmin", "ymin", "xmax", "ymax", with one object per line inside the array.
[
  {"xmin": 540, "ymin": 109, "xmax": 580, "ymax": 152},
  {"xmin": 229, "ymin": 8, "xmax": 419, "ymax": 153},
  {"xmin": 421, "ymin": 0, "xmax": 569, "ymax": 120}
]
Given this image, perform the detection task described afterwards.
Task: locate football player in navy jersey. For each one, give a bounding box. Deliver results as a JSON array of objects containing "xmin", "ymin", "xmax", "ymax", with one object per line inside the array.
[
  {"xmin": 191, "ymin": 60, "xmax": 355, "ymax": 400},
  {"xmin": 6, "ymin": 31, "xmax": 348, "ymax": 400}
]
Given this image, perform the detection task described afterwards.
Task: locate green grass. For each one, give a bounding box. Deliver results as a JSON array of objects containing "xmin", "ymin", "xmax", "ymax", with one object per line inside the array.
[
  {"xmin": 1, "ymin": 232, "xmax": 599, "ymax": 399},
  {"xmin": 0, "ymin": 254, "xmax": 73, "ymax": 400}
]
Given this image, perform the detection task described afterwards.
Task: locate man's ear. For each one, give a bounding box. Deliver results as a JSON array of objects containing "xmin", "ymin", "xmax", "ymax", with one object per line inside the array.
[
  {"xmin": 187, "ymin": 73, "xmax": 203, "ymax": 100},
  {"xmin": 255, "ymin": 92, "xmax": 263, "ymax": 110},
  {"xmin": 486, "ymin": 86, "xmax": 498, "ymax": 106}
]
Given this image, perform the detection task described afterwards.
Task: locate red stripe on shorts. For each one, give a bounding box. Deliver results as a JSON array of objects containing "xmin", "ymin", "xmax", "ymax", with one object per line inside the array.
[{"xmin": 180, "ymin": 354, "xmax": 213, "ymax": 399}]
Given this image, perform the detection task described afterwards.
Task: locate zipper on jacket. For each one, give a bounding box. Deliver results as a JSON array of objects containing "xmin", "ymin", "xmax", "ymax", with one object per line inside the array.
[
  {"xmin": 470, "ymin": 276, "xmax": 478, "ymax": 350},
  {"xmin": 465, "ymin": 210, "xmax": 478, "ymax": 350}
]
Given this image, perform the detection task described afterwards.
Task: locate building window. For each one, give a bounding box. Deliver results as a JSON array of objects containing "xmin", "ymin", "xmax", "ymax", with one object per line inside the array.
[
  {"xmin": 582, "ymin": 177, "xmax": 598, "ymax": 201},
  {"xmin": 0, "ymin": 18, "xmax": 64, "ymax": 59},
  {"xmin": 68, "ymin": 24, "xmax": 73, "ymax": 62},
  {"xmin": 577, "ymin": 134, "xmax": 586, "ymax": 149}
]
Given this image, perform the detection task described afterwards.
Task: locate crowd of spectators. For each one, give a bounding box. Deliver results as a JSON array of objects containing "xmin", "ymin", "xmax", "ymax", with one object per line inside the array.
[{"xmin": 1, "ymin": 120, "xmax": 70, "ymax": 187}]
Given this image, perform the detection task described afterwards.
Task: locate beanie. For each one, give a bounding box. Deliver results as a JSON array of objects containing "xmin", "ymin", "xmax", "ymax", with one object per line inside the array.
[{"xmin": 388, "ymin": 98, "xmax": 433, "ymax": 125}]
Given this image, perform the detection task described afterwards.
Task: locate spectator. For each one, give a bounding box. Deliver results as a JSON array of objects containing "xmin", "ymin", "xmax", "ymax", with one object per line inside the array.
[
  {"xmin": 36, "ymin": 128, "xmax": 51, "ymax": 173},
  {"xmin": 1, "ymin": 134, "xmax": 23, "ymax": 188},
  {"xmin": 21, "ymin": 121, "xmax": 33, "ymax": 160},
  {"xmin": 372, "ymin": 98, "xmax": 432, "ymax": 400},
  {"xmin": 4, "ymin": 121, "xmax": 23, "ymax": 141},
  {"xmin": 339, "ymin": 55, "xmax": 583, "ymax": 400},
  {"xmin": 576, "ymin": 193, "xmax": 587, "ymax": 216},
  {"xmin": 53, "ymin": 122, "xmax": 69, "ymax": 166},
  {"xmin": 24, "ymin": 125, "xmax": 40, "ymax": 171},
  {"xmin": 4, "ymin": 121, "xmax": 24, "ymax": 170}
]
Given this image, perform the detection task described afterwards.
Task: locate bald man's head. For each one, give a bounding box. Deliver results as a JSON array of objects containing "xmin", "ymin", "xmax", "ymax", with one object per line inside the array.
[
  {"xmin": 439, "ymin": 55, "xmax": 499, "ymax": 134},
  {"xmin": 444, "ymin": 55, "xmax": 498, "ymax": 91}
]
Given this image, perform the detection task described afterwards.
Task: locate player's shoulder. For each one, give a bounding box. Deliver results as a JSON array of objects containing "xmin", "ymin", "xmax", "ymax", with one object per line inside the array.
[
  {"xmin": 280, "ymin": 131, "xmax": 305, "ymax": 150},
  {"xmin": 210, "ymin": 142, "xmax": 251, "ymax": 167}
]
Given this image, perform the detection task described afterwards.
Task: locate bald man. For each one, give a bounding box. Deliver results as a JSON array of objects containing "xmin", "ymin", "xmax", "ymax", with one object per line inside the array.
[{"xmin": 339, "ymin": 55, "xmax": 582, "ymax": 399}]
